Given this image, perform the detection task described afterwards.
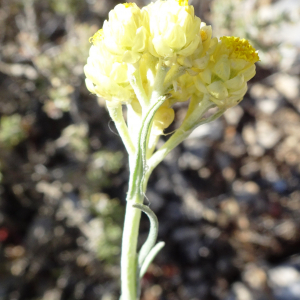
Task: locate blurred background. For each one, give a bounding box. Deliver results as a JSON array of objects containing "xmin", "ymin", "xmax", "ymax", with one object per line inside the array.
[{"xmin": 0, "ymin": 0, "xmax": 300, "ymax": 299}]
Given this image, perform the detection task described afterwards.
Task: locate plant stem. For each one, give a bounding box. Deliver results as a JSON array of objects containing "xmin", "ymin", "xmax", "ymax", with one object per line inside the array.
[
  {"xmin": 107, "ymin": 103, "xmax": 135, "ymax": 156},
  {"xmin": 144, "ymin": 96, "xmax": 215, "ymax": 189},
  {"xmin": 120, "ymin": 62, "xmax": 169, "ymax": 300},
  {"xmin": 121, "ymin": 192, "xmax": 143, "ymax": 300},
  {"xmin": 128, "ymin": 63, "xmax": 149, "ymax": 109},
  {"xmin": 163, "ymin": 64, "xmax": 186, "ymax": 90},
  {"xmin": 149, "ymin": 59, "xmax": 169, "ymax": 106}
]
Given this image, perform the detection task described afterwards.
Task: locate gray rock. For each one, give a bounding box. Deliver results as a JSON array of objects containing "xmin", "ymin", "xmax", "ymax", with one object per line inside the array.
[
  {"xmin": 232, "ymin": 180, "xmax": 260, "ymax": 202},
  {"xmin": 223, "ymin": 106, "xmax": 244, "ymax": 125},
  {"xmin": 256, "ymin": 121, "xmax": 282, "ymax": 149},
  {"xmin": 250, "ymin": 83, "xmax": 283, "ymax": 115},
  {"xmin": 268, "ymin": 264, "xmax": 300, "ymax": 300},
  {"xmin": 187, "ymin": 119, "xmax": 224, "ymax": 141}
]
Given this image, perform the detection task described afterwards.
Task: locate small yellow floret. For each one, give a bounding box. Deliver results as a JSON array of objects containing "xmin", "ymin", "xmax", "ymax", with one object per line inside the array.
[
  {"xmin": 89, "ymin": 29, "xmax": 104, "ymax": 44},
  {"xmin": 200, "ymin": 30, "xmax": 208, "ymax": 42},
  {"xmin": 220, "ymin": 36, "xmax": 259, "ymax": 63},
  {"xmin": 175, "ymin": 0, "xmax": 189, "ymax": 6},
  {"xmin": 123, "ymin": 3, "xmax": 135, "ymax": 8}
]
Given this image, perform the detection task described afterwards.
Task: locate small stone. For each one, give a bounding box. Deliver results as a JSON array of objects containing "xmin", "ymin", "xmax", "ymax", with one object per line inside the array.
[
  {"xmin": 42, "ymin": 289, "xmax": 62, "ymax": 300},
  {"xmin": 222, "ymin": 167, "xmax": 236, "ymax": 181},
  {"xmin": 268, "ymin": 265, "xmax": 300, "ymax": 287},
  {"xmin": 256, "ymin": 120, "xmax": 281, "ymax": 149},
  {"xmin": 224, "ymin": 106, "xmax": 244, "ymax": 125},
  {"xmin": 178, "ymin": 152, "xmax": 204, "ymax": 170},
  {"xmin": 198, "ymin": 246, "xmax": 210, "ymax": 258},
  {"xmin": 187, "ymin": 119, "xmax": 223, "ymax": 141},
  {"xmin": 232, "ymin": 282, "xmax": 253, "ymax": 300},
  {"xmin": 220, "ymin": 198, "xmax": 240, "ymax": 217},
  {"xmin": 268, "ymin": 263, "xmax": 300, "ymax": 300},
  {"xmin": 242, "ymin": 125, "xmax": 256, "ymax": 146},
  {"xmin": 257, "ymin": 96, "xmax": 282, "ymax": 115},
  {"xmin": 274, "ymin": 220, "xmax": 297, "ymax": 240},
  {"xmin": 272, "ymin": 179, "xmax": 288, "ymax": 193},
  {"xmin": 247, "ymin": 144, "xmax": 265, "ymax": 157},
  {"xmin": 243, "ymin": 263, "xmax": 267, "ymax": 289},
  {"xmin": 273, "ymin": 73, "xmax": 299, "ymax": 100},
  {"xmin": 250, "ymin": 83, "xmax": 282, "ymax": 115},
  {"xmin": 232, "ymin": 180, "xmax": 260, "ymax": 201},
  {"xmin": 237, "ymin": 215, "xmax": 250, "ymax": 230},
  {"xmin": 198, "ymin": 167, "xmax": 211, "ymax": 178},
  {"xmin": 240, "ymin": 161, "xmax": 260, "ymax": 178}
]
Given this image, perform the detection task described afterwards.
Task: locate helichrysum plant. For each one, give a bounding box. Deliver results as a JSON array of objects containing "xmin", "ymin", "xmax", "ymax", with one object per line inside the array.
[{"xmin": 84, "ymin": 1, "xmax": 259, "ymax": 299}]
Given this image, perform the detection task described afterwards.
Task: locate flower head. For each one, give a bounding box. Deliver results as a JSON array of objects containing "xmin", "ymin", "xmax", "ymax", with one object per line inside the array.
[
  {"xmin": 177, "ymin": 22, "xmax": 214, "ymax": 71},
  {"xmin": 84, "ymin": 41, "xmax": 132, "ymax": 102},
  {"xmin": 176, "ymin": 0, "xmax": 189, "ymax": 6},
  {"xmin": 100, "ymin": 3, "xmax": 149, "ymax": 63},
  {"xmin": 193, "ymin": 36, "xmax": 259, "ymax": 108},
  {"xmin": 89, "ymin": 27, "xmax": 104, "ymax": 44},
  {"xmin": 219, "ymin": 36, "xmax": 259, "ymax": 64},
  {"xmin": 84, "ymin": 1, "xmax": 260, "ymax": 134},
  {"xmin": 145, "ymin": 0, "xmax": 201, "ymax": 59}
]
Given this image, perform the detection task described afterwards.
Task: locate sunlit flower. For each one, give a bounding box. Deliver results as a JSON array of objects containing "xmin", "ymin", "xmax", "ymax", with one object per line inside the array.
[
  {"xmin": 84, "ymin": 5, "xmax": 260, "ymax": 296},
  {"xmin": 194, "ymin": 36, "xmax": 259, "ymax": 108},
  {"xmin": 85, "ymin": 1, "xmax": 259, "ymax": 132},
  {"xmin": 145, "ymin": 0, "xmax": 201, "ymax": 59},
  {"xmin": 177, "ymin": 22, "xmax": 214, "ymax": 70},
  {"xmin": 91, "ymin": 3, "xmax": 149, "ymax": 63},
  {"xmin": 84, "ymin": 38, "xmax": 133, "ymax": 102}
]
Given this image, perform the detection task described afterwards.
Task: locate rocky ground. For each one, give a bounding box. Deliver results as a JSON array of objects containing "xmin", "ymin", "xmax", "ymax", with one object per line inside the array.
[{"xmin": 0, "ymin": 0, "xmax": 300, "ymax": 300}]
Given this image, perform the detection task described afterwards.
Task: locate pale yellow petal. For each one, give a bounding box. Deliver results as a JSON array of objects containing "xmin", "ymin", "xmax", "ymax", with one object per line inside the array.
[
  {"xmin": 207, "ymin": 81, "xmax": 228, "ymax": 99},
  {"xmin": 213, "ymin": 56, "xmax": 230, "ymax": 81},
  {"xmin": 224, "ymin": 74, "xmax": 244, "ymax": 90}
]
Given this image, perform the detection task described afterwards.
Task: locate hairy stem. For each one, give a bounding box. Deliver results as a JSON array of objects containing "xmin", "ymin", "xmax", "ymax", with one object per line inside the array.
[
  {"xmin": 121, "ymin": 193, "xmax": 143, "ymax": 300},
  {"xmin": 107, "ymin": 103, "xmax": 135, "ymax": 156},
  {"xmin": 128, "ymin": 63, "xmax": 149, "ymax": 109},
  {"xmin": 149, "ymin": 59, "xmax": 169, "ymax": 106},
  {"xmin": 121, "ymin": 63, "xmax": 170, "ymax": 300},
  {"xmin": 144, "ymin": 96, "xmax": 217, "ymax": 189}
]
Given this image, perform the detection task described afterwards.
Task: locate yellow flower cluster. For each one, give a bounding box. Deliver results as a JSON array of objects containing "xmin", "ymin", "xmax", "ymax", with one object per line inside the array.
[
  {"xmin": 192, "ymin": 36, "xmax": 259, "ymax": 108},
  {"xmin": 84, "ymin": 0, "xmax": 259, "ymax": 135},
  {"xmin": 85, "ymin": 30, "xmax": 132, "ymax": 102}
]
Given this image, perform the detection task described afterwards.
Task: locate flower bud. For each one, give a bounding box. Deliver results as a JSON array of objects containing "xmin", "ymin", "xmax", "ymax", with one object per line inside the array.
[{"xmin": 152, "ymin": 100, "xmax": 175, "ymax": 134}]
